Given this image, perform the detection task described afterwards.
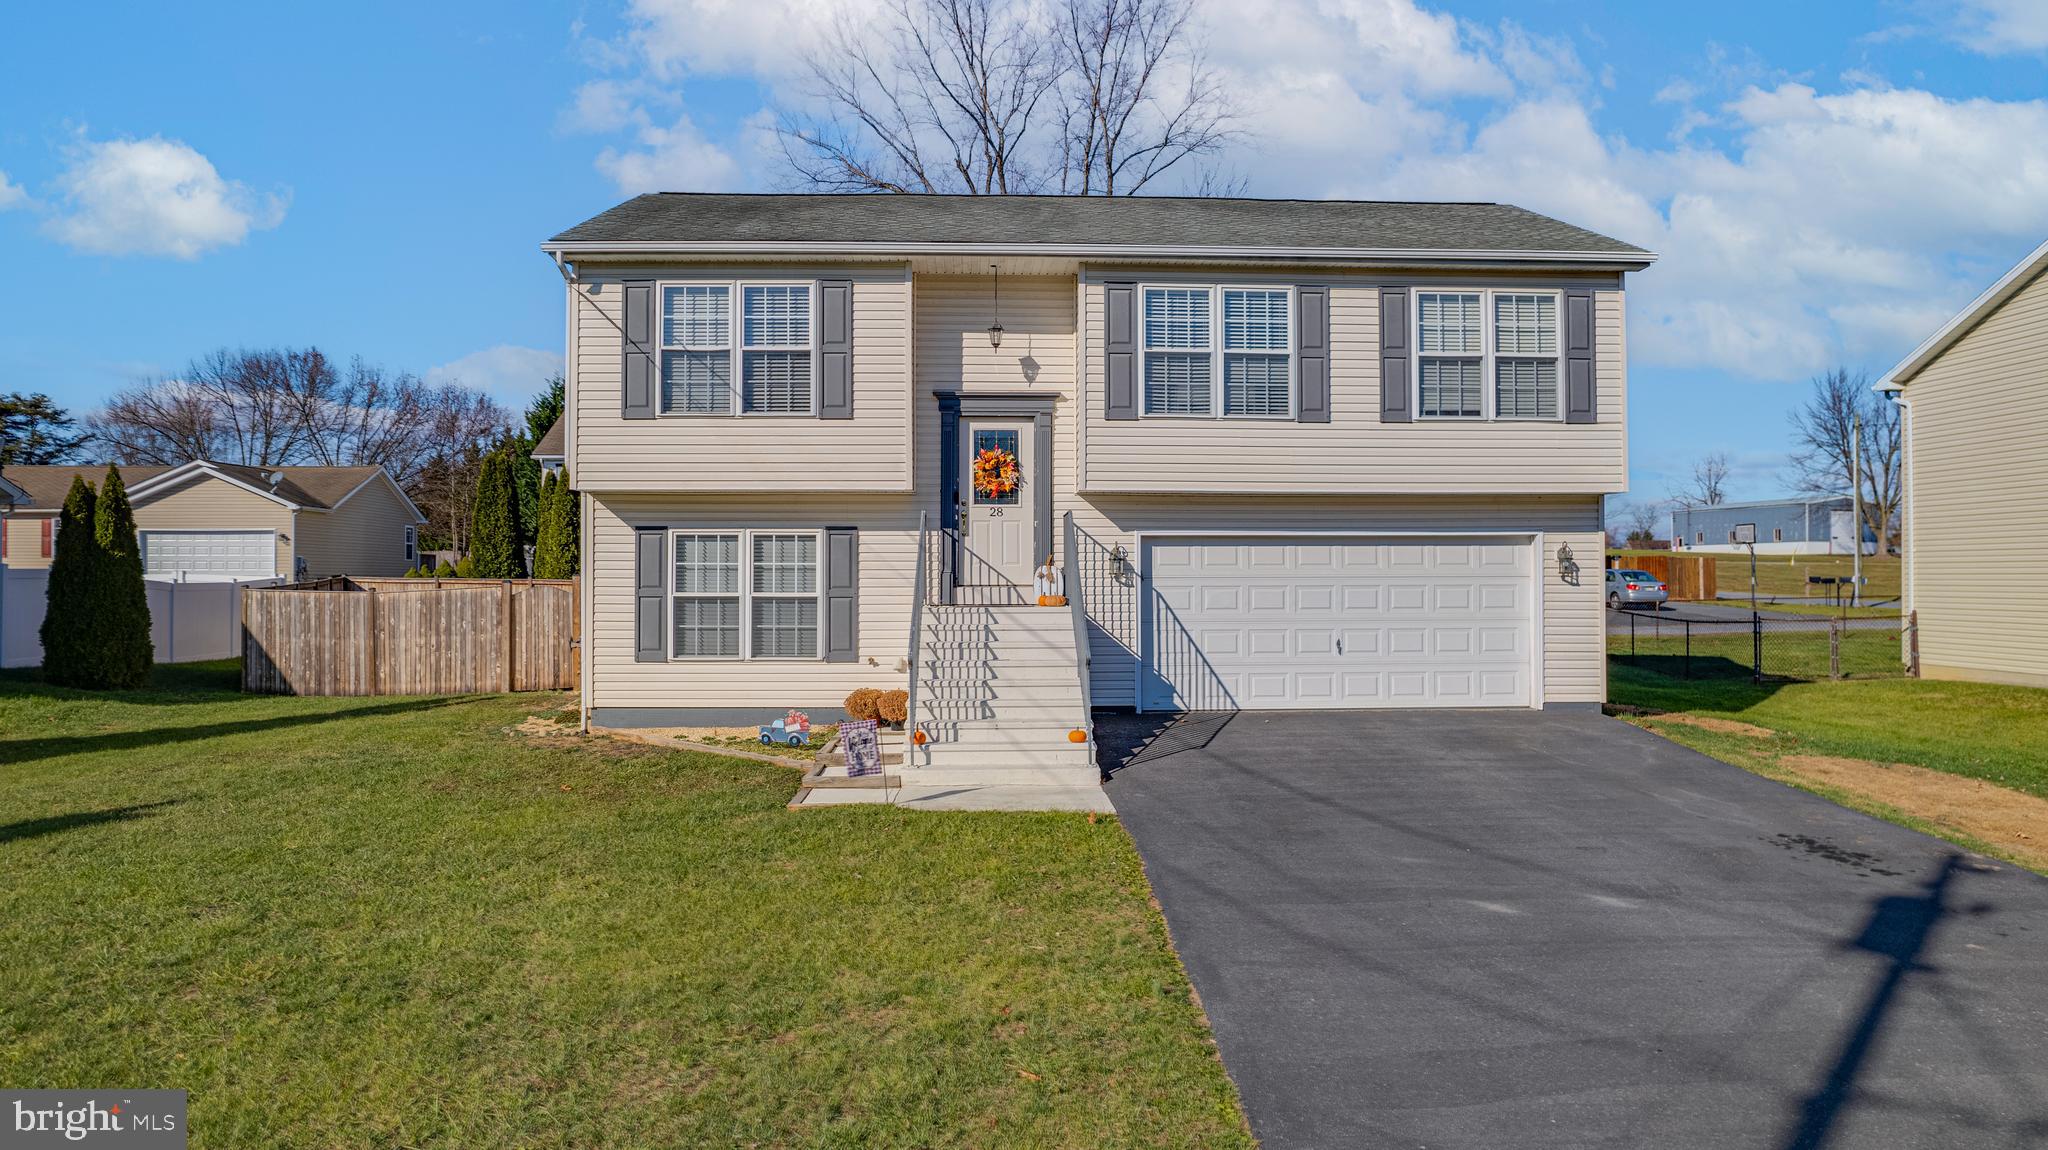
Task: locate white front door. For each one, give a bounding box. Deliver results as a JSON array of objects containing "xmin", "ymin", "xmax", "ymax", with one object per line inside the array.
[
  {"xmin": 1144, "ymin": 536, "xmax": 1534, "ymax": 710},
  {"xmin": 959, "ymin": 420, "xmax": 1036, "ymax": 587}
]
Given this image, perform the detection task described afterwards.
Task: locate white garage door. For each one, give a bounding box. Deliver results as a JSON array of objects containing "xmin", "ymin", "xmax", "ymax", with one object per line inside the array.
[
  {"xmin": 140, "ymin": 531, "xmax": 274, "ymax": 579},
  {"xmin": 1144, "ymin": 536, "xmax": 1533, "ymax": 710}
]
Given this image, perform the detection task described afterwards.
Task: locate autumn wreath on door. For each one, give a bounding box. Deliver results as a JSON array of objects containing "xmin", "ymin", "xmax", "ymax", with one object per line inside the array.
[{"xmin": 971, "ymin": 445, "xmax": 1019, "ymax": 500}]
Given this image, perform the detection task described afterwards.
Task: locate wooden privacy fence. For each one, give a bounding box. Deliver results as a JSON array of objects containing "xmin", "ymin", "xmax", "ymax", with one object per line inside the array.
[
  {"xmin": 1607, "ymin": 554, "xmax": 1718, "ymax": 601},
  {"xmin": 242, "ymin": 577, "xmax": 577, "ymax": 695}
]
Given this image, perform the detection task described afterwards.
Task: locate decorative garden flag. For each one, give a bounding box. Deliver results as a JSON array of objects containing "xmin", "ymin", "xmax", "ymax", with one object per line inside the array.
[{"xmin": 841, "ymin": 718, "xmax": 882, "ymax": 777}]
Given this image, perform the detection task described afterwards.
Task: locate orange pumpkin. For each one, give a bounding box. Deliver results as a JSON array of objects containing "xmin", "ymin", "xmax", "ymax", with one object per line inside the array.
[{"xmin": 1067, "ymin": 728, "xmax": 1088, "ymax": 743}]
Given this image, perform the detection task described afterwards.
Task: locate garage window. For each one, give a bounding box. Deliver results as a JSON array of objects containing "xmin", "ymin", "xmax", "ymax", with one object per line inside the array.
[
  {"xmin": 1143, "ymin": 285, "xmax": 1293, "ymax": 418},
  {"xmin": 671, "ymin": 529, "xmax": 821, "ymax": 659},
  {"xmin": 1415, "ymin": 288, "xmax": 1563, "ymax": 421}
]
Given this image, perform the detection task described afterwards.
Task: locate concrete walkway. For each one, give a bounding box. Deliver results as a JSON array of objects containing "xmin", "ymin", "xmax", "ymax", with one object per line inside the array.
[
  {"xmin": 1100, "ymin": 708, "xmax": 2048, "ymax": 1149},
  {"xmin": 791, "ymin": 782, "xmax": 1113, "ymax": 812}
]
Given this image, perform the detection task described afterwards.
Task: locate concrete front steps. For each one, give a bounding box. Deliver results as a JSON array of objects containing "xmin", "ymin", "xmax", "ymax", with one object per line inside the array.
[{"xmin": 910, "ymin": 602, "xmax": 1098, "ymax": 786}]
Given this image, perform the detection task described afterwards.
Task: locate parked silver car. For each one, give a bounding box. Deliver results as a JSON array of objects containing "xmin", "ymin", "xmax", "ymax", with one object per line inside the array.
[{"xmin": 1606, "ymin": 568, "xmax": 1669, "ymax": 610}]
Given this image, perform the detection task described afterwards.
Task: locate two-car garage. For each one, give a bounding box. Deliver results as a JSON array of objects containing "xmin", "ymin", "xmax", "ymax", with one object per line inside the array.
[{"xmin": 1140, "ymin": 535, "xmax": 1536, "ymax": 711}]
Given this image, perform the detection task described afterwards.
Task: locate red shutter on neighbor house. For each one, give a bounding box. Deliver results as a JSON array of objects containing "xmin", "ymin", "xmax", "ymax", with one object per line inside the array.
[{"xmin": 42, "ymin": 517, "xmax": 53, "ymax": 557}]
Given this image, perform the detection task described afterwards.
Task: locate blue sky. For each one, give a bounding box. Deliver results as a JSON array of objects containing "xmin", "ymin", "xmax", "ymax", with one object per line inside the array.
[{"xmin": 3, "ymin": 1, "xmax": 2045, "ymax": 509}]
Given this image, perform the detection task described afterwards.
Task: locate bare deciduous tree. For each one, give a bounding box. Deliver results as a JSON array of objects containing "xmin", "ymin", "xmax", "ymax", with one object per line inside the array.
[
  {"xmin": 1054, "ymin": 0, "xmax": 1233, "ymax": 194},
  {"xmin": 1789, "ymin": 368, "xmax": 1901, "ymax": 553},
  {"xmin": 86, "ymin": 346, "xmax": 511, "ymax": 550},
  {"xmin": 1669, "ymin": 452, "xmax": 1730, "ymax": 509},
  {"xmin": 776, "ymin": 0, "xmax": 1235, "ymax": 195}
]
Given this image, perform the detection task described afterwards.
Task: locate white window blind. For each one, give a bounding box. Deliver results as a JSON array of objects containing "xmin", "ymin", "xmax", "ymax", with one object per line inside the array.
[
  {"xmin": 673, "ymin": 533, "xmax": 741, "ymax": 657},
  {"xmin": 741, "ymin": 286, "xmax": 812, "ymax": 414},
  {"xmin": 1492, "ymin": 293, "xmax": 1559, "ymax": 420},
  {"xmin": 1415, "ymin": 289, "xmax": 1562, "ymax": 420},
  {"xmin": 1144, "ymin": 286, "xmax": 1292, "ymax": 418},
  {"xmin": 661, "ymin": 285, "xmax": 733, "ymax": 414}
]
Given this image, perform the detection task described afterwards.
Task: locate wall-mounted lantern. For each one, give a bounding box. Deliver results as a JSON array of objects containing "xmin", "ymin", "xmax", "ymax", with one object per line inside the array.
[
  {"xmin": 1109, "ymin": 542, "xmax": 1130, "ymax": 584},
  {"xmin": 1557, "ymin": 541, "xmax": 1581, "ymax": 585},
  {"xmin": 987, "ymin": 263, "xmax": 1004, "ymax": 349}
]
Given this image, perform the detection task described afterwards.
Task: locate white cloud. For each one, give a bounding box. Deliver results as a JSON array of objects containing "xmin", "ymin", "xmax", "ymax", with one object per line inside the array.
[
  {"xmin": 45, "ymin": 134, "xmax": 286, "ymax": 259},
  {"xmin": 594, "ymin": 112, "xmax": 744, "ymax": 194},
  {"xmin": 425, "ymin": 346, "xmax": 565, "ymax": 406},
  {"xmin": 1946, "ymin": 0, "xmax": 2048, "ymax": 54},
  {"xmin": 0, "ymin": 171, "xmax": 26, "ymax": 211}
]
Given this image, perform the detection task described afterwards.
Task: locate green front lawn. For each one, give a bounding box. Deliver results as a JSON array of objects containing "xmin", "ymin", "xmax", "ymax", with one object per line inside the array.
[
  {"xmin": 1610, "ymin": 662, "xmax": 2048, "ymax": 798},
  {"xmin": 0, "ymin": 664, "xmax": 1249, "ymax": 1149}
]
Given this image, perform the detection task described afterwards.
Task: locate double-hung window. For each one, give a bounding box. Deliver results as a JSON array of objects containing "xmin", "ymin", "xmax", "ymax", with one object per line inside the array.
[
  {"xmin": 671, "ymin": 529, "xmax": 821, "ymax": 659},
  {"xmin": 1141, "ymin": 286, "xmax": 1293, "ymax": 417},
  {"xmin": 658, "ymin": 282, "xmax": 815, "ymax": 416},
  {"xmin": 1414, "ymin": 288, "xmax": 1562, "ymax": 420},
  {"xmin": 742, "ymin": 285, "xmax": 813, "ymax": 414},
  {"xmin": 661, "ymin": 285, "xmax": 732, "ymax": 414},
  {"xmin": 403, "ymin": 525, "xmax": 417, "ymax": 565}
]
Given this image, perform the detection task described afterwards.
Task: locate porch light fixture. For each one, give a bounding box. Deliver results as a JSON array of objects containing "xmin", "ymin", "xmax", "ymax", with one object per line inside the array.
[
  {"xmin": 1556, "ymin": 542, "xmax": 1580, "ymax": 585},
  {"xmin": 987, "ymin": 263, "xmax": 1004, "ymax": 349},
  {"xmin": 1109, "ymin": 542, "xmax": 1130, "ymax": 584}
]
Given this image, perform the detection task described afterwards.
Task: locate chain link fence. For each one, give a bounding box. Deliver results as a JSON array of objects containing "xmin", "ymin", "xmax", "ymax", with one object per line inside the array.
[{"xmin": 1609, "ymin": 609, "xmax": 1911, "ymax": 682}]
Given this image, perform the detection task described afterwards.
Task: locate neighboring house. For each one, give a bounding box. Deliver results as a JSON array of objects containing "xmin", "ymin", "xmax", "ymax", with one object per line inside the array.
[
  {"xmin": 533, "ymin": 417, "xmax": 565, "ymax": 475},
  {"xmin": 0, "ymin": 461, "xmax": 425, "ymax": 580},
  {"xmin": 1669, "ymin": 497, "xmax": 1877, "ymax": 555},
  {"xmin": 544, "ymin": 194, "xmax": 1652, "ymax": 779},
  {"xmin": 1878, "ymin": 236, "xmax": 2048, "ymax": 689}
]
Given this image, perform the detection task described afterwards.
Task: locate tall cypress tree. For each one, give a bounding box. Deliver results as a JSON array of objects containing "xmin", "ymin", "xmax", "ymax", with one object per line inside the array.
[
  {"xmin": 534, "ymin": 470, "xmax": 580, "ymax": 579},
  {"xmin": 94, "ymin": 464, "xmax": 154, "ymax": 686},
  {"xmin": 469, "ymin": 449, "xmax": 525, "ymax": 578},
  {"xmin": 40, "ymin": 475, "xmax": 99, "ymax": 686}
]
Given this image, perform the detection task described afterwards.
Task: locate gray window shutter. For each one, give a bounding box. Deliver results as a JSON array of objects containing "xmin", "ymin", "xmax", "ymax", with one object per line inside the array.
[
  {"xmin": 623, "ymin": 280, "xmax": 657, "ymax": 419},
  {"xmin": 1104, "ymin": 282, "xmax": 1138, "ymax": 420},
  {"xmin": 633, "ymin": 527, "xmax": 667, "ymax": 662},
  {"xmin": 823, "ymin": 526, "xmax": 858, "ymax": 662},
  {"xmin": 819, "ymin": 279, "xmax": 854, "ymax": 419},
  {"xmin": 1565, "ymin": 287, "xmax": 1597, "ymax": 424},
  {"xmin": 1297, "ymin": 286, "xmax": 1330, "ymax": 423},
  {"xmin": 1379, "ymin": 288, "xmax": 1411, "ymax": 423}
]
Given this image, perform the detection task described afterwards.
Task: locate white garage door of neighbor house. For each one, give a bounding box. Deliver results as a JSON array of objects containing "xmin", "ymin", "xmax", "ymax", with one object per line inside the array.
[
  {"xmin": 140, "ymin": 531, "xmax": 274, "ymax": 579},
  {"xmin": 1143, "ymin": 536, "xmax": 1534, "ymax": 710}
]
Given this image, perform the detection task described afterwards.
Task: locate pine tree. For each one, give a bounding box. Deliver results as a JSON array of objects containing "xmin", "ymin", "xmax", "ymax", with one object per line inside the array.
[
  {"xmin": 533, "ymin": 470, "xmax": 579, "ymax": 579},
  {"xmin": 452, "ymin": 556, "xmax": 474, "ymax": 578},
  {"xmin": 40, "ymin": 475, "xmax": 100, "ymax": 686},
  {"xmin": 469, "ymin": 450, "xmax": 525, "ymax": 578},
  {"xmin": 93, "ymin": 465, "xmax": 154, "ymax": 686},
  {"xmin": 433, "ymin": 560, "xmax": 456, "ymax": 578}
]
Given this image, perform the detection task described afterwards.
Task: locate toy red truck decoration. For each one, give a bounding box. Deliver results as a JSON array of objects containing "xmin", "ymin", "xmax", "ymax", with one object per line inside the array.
[{"xmin": 759, "ymin": 710, "xmax": 812, "ymax": 747}]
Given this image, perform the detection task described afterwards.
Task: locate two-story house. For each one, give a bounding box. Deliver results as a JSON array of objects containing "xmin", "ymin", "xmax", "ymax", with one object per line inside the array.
[{"xmin": 545, "ymin": 194, "xmax": 1653, "ymax": 783}]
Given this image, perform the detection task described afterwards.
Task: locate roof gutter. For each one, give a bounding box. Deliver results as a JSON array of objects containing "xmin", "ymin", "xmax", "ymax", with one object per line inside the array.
[{"xmin": 538, "ymin": 239, "xmax": 1656, "ymax": 271}]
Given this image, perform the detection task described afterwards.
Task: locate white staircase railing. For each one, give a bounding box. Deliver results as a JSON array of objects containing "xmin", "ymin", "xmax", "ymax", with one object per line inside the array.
[
  {"xmin": 907, "ymin": 509, "xmax": 929, "ymax": 768},
  {"xmin": 1062, "ymin": 511, "xmax": 1093, "ymax": 751}
]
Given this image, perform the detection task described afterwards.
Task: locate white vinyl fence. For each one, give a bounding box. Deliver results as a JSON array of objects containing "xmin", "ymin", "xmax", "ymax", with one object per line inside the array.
[{"xmin": 1, "ymin": 569, "xmax": 279, "ymax": 668}]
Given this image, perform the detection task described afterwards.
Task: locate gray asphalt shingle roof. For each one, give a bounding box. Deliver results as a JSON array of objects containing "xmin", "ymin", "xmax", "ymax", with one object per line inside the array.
[{"xmin": 546, "ymin": 193, "xmax": 1651, "ymax": 258}]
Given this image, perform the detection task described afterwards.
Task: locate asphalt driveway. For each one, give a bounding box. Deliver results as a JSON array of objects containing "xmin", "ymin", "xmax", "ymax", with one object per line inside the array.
[{"xmin": 1100, "ymin": 709, "xmax": 2048, "ymax": 1149}]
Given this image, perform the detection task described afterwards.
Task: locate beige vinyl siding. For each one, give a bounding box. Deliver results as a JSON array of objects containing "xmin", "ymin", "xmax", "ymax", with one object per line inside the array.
[
  {"xmin": 587, "ymin": 494, "xmax": 918, "ymax": 710},
  {"xmin": 293, "ymin": 476, "xmax": 420, "ymax": 577},
  {"xmin": 570, "ymin": 265, "xmax": 914, "ymax": 493},
  {"xmin": 1060, "ymin": 495, "xmax": 1606, "ymax": 707},
  {"xmin": 134, "ymin": 477, "xmax": 294, "ymax": 577},
  {"xmin": 1078, "ymin": 271, "xmax": 1627, "ymax": 494},
  {"xmin": 2, "ymin": 514, "xmax": 55, "ymax": 569},
  {"xmin": 1900, "ymin": 264, "xmax": 2048, "ymax": 687}
]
